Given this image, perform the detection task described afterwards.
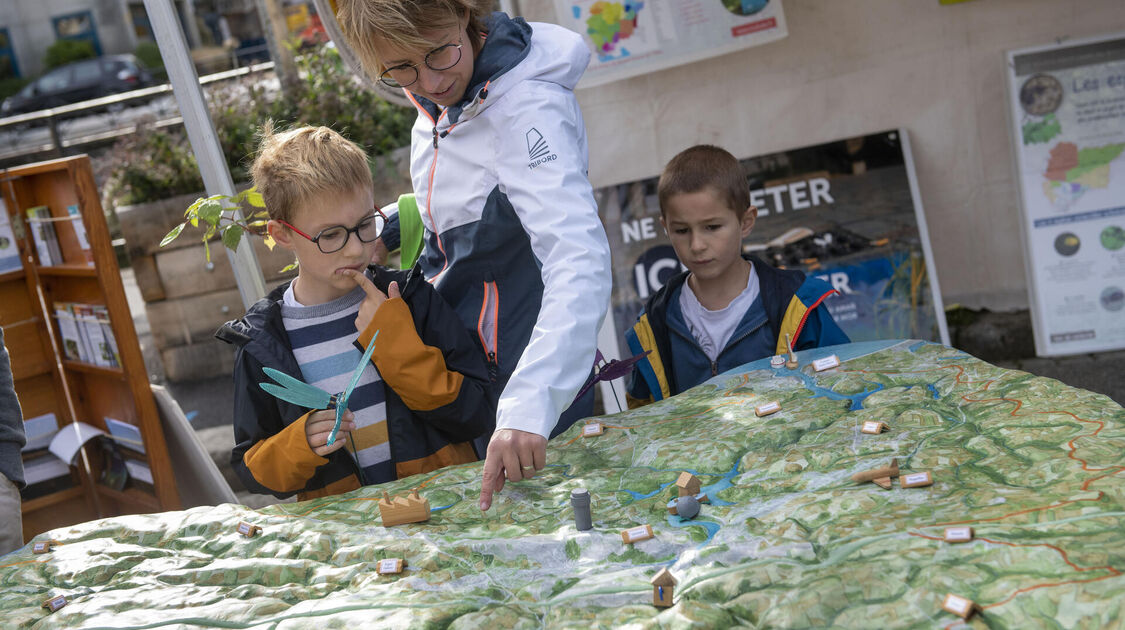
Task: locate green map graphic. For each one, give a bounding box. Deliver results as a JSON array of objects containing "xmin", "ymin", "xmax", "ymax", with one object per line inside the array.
[
  {"xmin": 3, "ymin": 341, "xmax": 1123, "ymax": 629},
  {"xmin": 1043, "ymin": 141, "xmax": 1125, "ymax": 209},
  {"xmin": 1022, "ymin": 114, "xmax": 1061, "ymax": 145}
]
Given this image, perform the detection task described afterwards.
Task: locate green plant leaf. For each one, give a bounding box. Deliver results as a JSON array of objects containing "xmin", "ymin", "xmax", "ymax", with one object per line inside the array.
[
  {"xmin": 246, "ymin": 190, "xmax": 266, "ymax": 208},
  {"xmin": 185, "ymin": 197, "xmax": 207, "ymax": 217},
  {"xmin": 160, "ymin": 222, "xmax": 186, "ymax": 247},
  {"xmin": 222, "ymin": 225, "xmax": 243, "ymax": 251},
  {"xmin": 280, "ymin": 256, "xmax": 298, "ymax": 273},
  {"xmin": 198, "ymin": 199, "xmax": 224, "ymax": 226},
  {"xmin": 263, "ymin": 234, "xmax": 277, "ymax": 250}
]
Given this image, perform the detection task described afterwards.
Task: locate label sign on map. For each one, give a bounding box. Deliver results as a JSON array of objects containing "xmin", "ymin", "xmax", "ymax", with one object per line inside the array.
[
  {"xmin": 901, "ymin": 472, "xmax": 934, "ymax": 488},
  {"xmin": 621, "ymin": 524, "xmax": 654, "ymax": 544},
  {"xmin": 755, "ymin": 401, "xmax": 781, "ymax": 417},
  {"xmin": 813, "ymin": 355, "xmax": 841, "ymax": 372},
  {"xmin": 377, "ymin": 559, "xmax": 404, "ymax": 574},
  {"xmin": 943, "ymin": 527, "xmax": 974, "ymax": 543}
]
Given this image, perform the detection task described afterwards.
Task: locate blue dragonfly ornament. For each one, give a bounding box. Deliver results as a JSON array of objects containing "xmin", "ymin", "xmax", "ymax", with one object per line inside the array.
[{"xmin": 259, "ymin": 331, "xmax": 378, "ymax": 447}]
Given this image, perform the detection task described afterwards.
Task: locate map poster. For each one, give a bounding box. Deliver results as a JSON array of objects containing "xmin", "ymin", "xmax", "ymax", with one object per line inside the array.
[
  {"xmin": 1005, "ymin": 33, "xmax": 1125, "ymax": 356},
  {"xmin": 597, "ymin": 129, "xmax": 950, "ymax": 360},
  {"xmin": 553, "ymin": 0, "xmax": 787, "ymax": 89}
]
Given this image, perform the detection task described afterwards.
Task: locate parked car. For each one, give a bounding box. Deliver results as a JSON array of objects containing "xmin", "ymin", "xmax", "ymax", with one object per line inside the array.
[{"xmin": 1, "ymin": 54, "xmax": 155, "ymax": 118}]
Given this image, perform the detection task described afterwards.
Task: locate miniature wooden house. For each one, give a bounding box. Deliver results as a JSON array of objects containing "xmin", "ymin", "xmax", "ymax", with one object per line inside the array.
[
  {"xmin": 378, "ymin": 489, "xmax": 430, "ymax": 526},
  {"xmin": 651, "ymin": 568, "xmax": 676, "ymax": 607},
  {"xmin": 676, "ymin": 472, "xmax": 701, "ymax": 497}
]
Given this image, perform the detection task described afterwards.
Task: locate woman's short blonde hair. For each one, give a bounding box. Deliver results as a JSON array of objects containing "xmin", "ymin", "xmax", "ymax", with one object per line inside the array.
[
  {"xmin": 250, "ymin": 123, "xmax": 373, "ymax": 223},
  {"xmin": 336, "ymin": 0, "xmax": 494, "ymax": 79}
]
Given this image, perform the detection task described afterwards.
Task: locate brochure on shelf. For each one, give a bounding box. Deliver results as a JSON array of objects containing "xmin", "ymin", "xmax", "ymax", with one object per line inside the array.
[{"xmin": 48, "ymin": 421, "xmax": 106, "ymax": 466}]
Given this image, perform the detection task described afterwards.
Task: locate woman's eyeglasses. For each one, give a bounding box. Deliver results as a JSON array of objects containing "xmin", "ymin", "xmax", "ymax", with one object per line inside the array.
[
  {"xmin": 278, "ymin": 207, "xmax": 387, "ymax": 254},
  {"xmin": 378, "ymin": 35, "xmax": 463, "ymax": 88}
]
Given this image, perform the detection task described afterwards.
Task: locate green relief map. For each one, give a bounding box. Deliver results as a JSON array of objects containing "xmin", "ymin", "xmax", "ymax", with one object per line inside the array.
[{"xmin": 3, "ymin": 340, "xmax": 1123, "ymax": 629}]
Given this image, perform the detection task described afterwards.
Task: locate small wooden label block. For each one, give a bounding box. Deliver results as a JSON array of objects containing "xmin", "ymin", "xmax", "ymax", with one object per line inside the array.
[
  {"xmin": 376, "ymin": 558, "xmax": 405, "ymax": 575},
  {"xmin": 944, "ymin": 526, "xmax": 974, "ymax": 543},
  {"xmin": 812, "ymin": 355, "xmax": 841, "ymax": 372},
  {"xmin": 861, "ymin": 421, "xmax": 887, "ymax": 435},
  {"xmin": 32, "ymin": 541, "xmax": 53, "ymax": 554},
  {"xmin": 621, "ymin": 524, "xmax": 654, "ymax": 544},
  {"xmin": 42, "ymin": 595, "xmax": 67, "ymax": 612},
  {"xmin": 581, "ymin": 422, "xmax": 604, "ymax": 437},
  {"xmin": 941, "ymin": 593, "xmax": 977, "ymax": 619},
  {"xmin": 900, "ymin": 472, "xmax": 933, "ymax": 488},
  {"xmin": 236, "ymin": 521, "xmax": 261, "ymax": 538},
  {"xmin": 872, "ymin": 477, "xmax": 893, "ymax": 489},
  {"xmin": 755, "ymin": 401, "xmax": 781, "ymax": 417}
]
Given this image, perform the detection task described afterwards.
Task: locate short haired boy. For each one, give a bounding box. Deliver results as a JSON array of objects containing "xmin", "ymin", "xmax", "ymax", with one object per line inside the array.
[
  {"xmin": 625, "ymin": 145, "xmax": 850, "ymax": 406},
  {"xmin": 216, "ymin": 125, "xmax": 494, "ymax": 500}
]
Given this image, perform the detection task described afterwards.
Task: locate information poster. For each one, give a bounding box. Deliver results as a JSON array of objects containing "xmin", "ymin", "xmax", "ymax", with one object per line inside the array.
[
  {"xmin": 553, "ymin": 0, "xmax": 787, "ymax": 88},
  {"xmin": 1006, "ymin": 33, "xmax": 1125, "ymax": 356},
  {"xmin": 597, "ymin": 129, "xmax": 949, "ymax": 359}
]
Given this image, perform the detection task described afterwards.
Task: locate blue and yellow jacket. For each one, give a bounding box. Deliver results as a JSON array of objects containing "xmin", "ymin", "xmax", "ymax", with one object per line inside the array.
[
  {"xmin": 625, "ymin": 256, "xmax": 849, "ymax": 406},
  {"xmin": 216, "ymin": 266, "xmax": 494, "ymax": 501}
]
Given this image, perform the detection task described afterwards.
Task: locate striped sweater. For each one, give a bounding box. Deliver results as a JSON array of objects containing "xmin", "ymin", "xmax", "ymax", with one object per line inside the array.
[{"xmin": 281, "ymin": 282, "xmax": 393, "ymax": 484}]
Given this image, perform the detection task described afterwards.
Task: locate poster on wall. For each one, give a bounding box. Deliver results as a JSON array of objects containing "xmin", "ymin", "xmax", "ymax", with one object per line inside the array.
[
  {"xmin": 1005, "ymin": 33, "xmax": 1125, "ymax": 357},
  {"xmin": 553, "ymin": 0, "xmax": 787, "ymax": 89},
  {"xmin": 597, "ymin": 129, "xmax": 950, "ymax": 360}
]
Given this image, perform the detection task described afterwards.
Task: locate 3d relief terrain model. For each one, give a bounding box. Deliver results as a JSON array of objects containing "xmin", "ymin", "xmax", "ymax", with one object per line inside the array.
[{"xmin": 3, "ymin": 340, "xmax": 1122, "ymax": 629}]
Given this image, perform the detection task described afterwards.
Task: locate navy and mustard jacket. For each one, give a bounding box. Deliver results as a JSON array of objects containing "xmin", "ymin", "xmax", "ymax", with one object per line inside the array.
[
  {"xmin": 625, "ymin": 256, "xmax": 850, "ymax": 407},
  {"xmin": 216, "ymin": 265, "xmax": 494, "ymax": 501}
]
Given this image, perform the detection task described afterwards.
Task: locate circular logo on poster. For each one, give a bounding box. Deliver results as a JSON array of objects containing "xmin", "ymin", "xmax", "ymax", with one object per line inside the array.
[
  {"xmin": 1054, "ymin": 232, "xmax": 1080, "ymax": 257},
  {"xmin": 1101, "ymin": 286, "xmax": 1125, "ymax": 312},
  {"xmin": 722, "ymin": 0, "xmax": 769, "ymax": 16},
  {"xmin": 633, "ymin": 245, "xmax": 684, "ymax": 300},
  {"xmin": 1020, "ymin": 74, "xmax": 1063, "ymax": 116},
  {"xmin": 1101, "ymin": 225, "xmax": 1125, "ymax": 251}
]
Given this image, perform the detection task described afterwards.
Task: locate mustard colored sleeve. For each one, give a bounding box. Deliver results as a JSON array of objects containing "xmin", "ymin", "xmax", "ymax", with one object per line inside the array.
[
  {"xmin": 357, "ymin": 297, "xmax": 463, "ymax": 412},
  {"xmin": 241, "ymin": 411, "xmax": 329, "ymax": 494}
]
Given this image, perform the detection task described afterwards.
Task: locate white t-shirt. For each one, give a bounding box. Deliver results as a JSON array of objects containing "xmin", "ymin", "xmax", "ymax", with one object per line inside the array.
[{"xmin": 679, "ymin": 265, "xmax": 761, "ymax": 362}]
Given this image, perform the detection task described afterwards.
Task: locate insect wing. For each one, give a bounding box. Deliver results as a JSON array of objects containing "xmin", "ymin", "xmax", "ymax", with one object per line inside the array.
[{"xmin": 260, "ymin": 368, "xmax": 333, "ymax": 409}]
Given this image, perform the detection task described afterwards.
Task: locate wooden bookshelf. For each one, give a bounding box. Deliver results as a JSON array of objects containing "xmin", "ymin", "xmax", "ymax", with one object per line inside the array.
[{"xmin": 1, "ymin": 156, "xmax": 180, "ymax": 541}]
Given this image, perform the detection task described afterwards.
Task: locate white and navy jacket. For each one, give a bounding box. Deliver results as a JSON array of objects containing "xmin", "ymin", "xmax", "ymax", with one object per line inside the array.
[{"xmin": 385, "ymin": 14, "xmax": 611, "ymax": 439}]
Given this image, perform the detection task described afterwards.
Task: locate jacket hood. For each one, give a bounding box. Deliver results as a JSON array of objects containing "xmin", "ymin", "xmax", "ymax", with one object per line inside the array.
[{"xmin": 412, "ymin": 13, "xmax": 590, "ymax": 125}]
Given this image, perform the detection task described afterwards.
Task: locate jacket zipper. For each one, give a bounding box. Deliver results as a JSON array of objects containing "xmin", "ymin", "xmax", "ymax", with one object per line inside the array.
[
  {"xmin": 671, "ymin": 320, "xmax": 764, "ymax": 380},
  {"xmin": 712, "ymin": 324, "xmax": 766, "ymax": 376},
  {"xmin": 477, "ymin": 280, "xmax": 500, "ymax": 381}
]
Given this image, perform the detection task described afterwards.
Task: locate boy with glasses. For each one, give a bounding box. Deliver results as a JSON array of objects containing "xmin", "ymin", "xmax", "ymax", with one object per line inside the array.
[{"xmin": 217, "ymin": 124, "xmax": 494, "ymax": 500}]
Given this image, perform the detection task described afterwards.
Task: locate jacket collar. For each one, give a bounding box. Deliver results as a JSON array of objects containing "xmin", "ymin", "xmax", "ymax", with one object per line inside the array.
[
  {"xmin": 411, "ymin": 12, "xmax": 532, "ymax": 125},
  {"xmin": 642, "ymin": 255, "xmax": 805, "ymax": 374}
]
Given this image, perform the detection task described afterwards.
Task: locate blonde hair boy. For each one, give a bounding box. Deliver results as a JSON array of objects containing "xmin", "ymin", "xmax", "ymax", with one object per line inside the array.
[
  {"xmin": 251, "ymin": 123, "xmax": 373, "ymax": 224},
  {"xmin": 217, "ymin": 123, "xmax": 493, "ymax": 501}
]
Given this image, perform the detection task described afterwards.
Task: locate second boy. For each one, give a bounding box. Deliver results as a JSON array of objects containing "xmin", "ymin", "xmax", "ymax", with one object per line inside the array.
[{"xmin": 626, "ymin": 145, "xmax": 850, "ymax": 406}]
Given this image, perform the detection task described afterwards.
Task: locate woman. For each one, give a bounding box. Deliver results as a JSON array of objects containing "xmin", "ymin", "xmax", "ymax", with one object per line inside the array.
[{"xmin": 337, "ymin": 1, "xmax": 612, "ymax": 510}]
